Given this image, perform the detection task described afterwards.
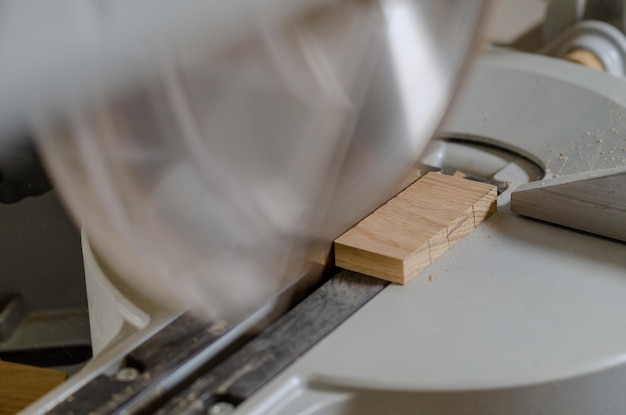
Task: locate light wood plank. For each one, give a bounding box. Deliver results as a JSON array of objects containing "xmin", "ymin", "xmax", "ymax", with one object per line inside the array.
[
  {"xmin": 334, "ymin": 172, "xmax": 497, "ymax": 284},
  {"xmin": 0, "ymin": 360, "xmax": 66, "ymax": 415}
]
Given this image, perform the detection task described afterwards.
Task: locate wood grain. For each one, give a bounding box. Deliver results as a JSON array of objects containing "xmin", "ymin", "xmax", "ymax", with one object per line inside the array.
[
  {"xmin": 511, "ymin": 167, "xmax": 626, "ymax": 242},
  {"xmin": 334, "ymin": 172, "xmax": 497, "ymax": 284},
  {"xmin": 0, "ymin": 360, "xmax": 66, "ymax": 415}
]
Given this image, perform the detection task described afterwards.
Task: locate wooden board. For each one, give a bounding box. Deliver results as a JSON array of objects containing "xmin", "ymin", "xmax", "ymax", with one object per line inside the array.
[
  {"xmin": 0, "ymin": 360, "xmax": 66, "ymax": 415},
  {"xmin": 511, "ymin": 166, "xmax": 626, "ymax": 242},
  {"xmin": 334, "ymin": 172, "xmax": 497, "ymax": 284}
]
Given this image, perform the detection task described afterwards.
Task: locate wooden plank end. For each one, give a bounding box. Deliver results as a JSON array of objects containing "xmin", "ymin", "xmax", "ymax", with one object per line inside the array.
[
  {"xmin": 0, "ymin": 360, "xmax": 66, "ymax": 414},
  {"xmin": 334, "ymin": 173, "xmax": 497, "ymax": 284}
]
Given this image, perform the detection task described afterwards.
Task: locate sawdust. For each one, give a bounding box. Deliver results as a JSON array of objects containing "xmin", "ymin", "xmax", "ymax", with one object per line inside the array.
[
  {"xmin": 542, "ymin": 96, "xmax": 626, "ymax": 176},
  {"xmin": 544, "ymin": 122, "xmax": 626, "ymax": 177}
]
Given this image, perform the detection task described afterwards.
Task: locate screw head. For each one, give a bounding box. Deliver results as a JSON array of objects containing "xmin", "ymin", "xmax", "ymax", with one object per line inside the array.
[
  {"xmin": 115, "ymin": 367, "xmax": 140, "ymax": 382},
  {"xmin": 207, "ymin": 401, "xmax": 235, "ymax": 415}
]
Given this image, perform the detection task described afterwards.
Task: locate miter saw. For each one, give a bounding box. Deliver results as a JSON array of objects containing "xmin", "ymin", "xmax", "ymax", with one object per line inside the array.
[{"xmin": 1, "ymin": 0, "xmax": 626, "ymax": 414}]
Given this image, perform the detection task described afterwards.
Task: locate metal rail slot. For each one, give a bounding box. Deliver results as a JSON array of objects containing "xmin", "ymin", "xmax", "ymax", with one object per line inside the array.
[
  {"xmin": 47, "ymin": 315, "xmax": 233, "ymax": 415},
  {"xmin": 160, "ymin": 270, "xmax": 387, "ymax": 415},
  {"xmin": 46, "ymin": 270, "xmax": 387, "ymax": 414}
]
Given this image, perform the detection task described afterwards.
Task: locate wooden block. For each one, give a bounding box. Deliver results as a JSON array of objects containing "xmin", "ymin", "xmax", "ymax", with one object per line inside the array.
[
  {"xmin": 0, "ymin": 360, "xmax": 66, "ymax": 415},
  {"xmin": 334, "ymin": 172, "xmax": 497, "ymax": 284}
]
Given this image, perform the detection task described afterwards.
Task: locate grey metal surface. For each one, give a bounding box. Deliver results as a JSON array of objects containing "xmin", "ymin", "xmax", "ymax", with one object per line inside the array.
[
  {"xmin": 543, "ymin": 0, "xmax": 626, "ymax": 42},
  {"xmin": 235, "ymin": 176, "xmax": 626, "ymax": 414},
  {"xmin": 541, "ymin": 20, "xmax": 626, "ymax": 76},
  {"xmin": 238, "ymin": 365, "xmax": 626, "ymax": 415},
  {"xmin": 444, "ymin": 47, "xmax": 626, "ymax": 240},
  {"xmin": 443, "ymin": 47, "xmax": 626, "ymax": 177},
  {"xmin": 512, "ymin": 166, "xmax": 626, "ymax": 241},
  {"xmin": 24, "ymin": 45, "xmax": 626, "ymax": 415},
  {"xmin": 222, "ymin": 50, "xmax": 626, "ymax": 414}
]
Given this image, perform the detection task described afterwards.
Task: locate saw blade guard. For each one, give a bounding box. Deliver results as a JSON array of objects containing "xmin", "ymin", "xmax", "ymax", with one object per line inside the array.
[{"xmin": 29, "ymin": 0, "xmax": 487, "ymax": 318}]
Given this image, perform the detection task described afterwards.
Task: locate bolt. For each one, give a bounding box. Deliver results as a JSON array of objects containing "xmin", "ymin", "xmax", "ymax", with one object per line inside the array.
[
  {"xmin": 115, "ymin": 367, "xmax": 140, "ymax": 382},
  {"xmin": 207, "ymin": 401, "xmax": 235, "ymax": 415}
]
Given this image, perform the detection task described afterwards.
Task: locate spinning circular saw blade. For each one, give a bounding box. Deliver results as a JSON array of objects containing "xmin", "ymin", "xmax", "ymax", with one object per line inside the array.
[{"xmin": 0, "ymin": 0, "xmax": 488, "ymax": 319}]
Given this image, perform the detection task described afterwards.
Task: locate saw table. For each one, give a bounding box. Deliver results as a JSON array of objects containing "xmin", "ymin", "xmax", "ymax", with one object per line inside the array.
[{"xmin": 23, "ymin": 47, "xmax": 626, "ymax": 415}]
